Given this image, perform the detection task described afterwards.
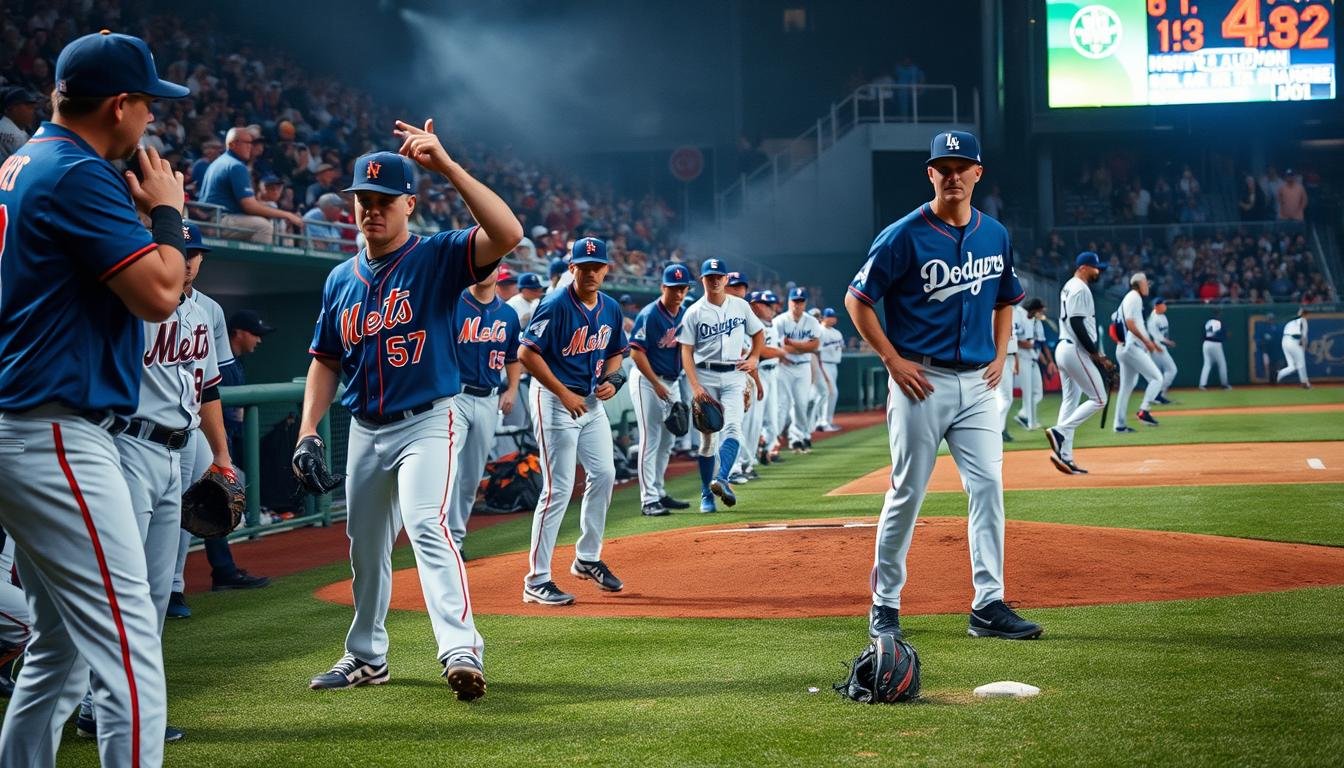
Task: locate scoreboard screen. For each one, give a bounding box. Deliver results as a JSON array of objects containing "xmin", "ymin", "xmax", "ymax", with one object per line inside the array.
[{"xmin": 1046, "ymin": 0, "xmax": 1336, "ymax": 107}]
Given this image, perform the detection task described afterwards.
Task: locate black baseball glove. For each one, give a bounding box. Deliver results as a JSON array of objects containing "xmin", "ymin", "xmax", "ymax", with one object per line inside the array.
[
  {"xmin": 292, "ymin": 435, "xmax": 345, "ymax": 495},
  {"xmin": 834, "ymin": 633, "xmax": 921, "ymax": 704},
  {"xmin": 1099, "ymin": 356, "xmax": 1119, "ymax": 392},
  {"xmin": 692, "ymin": 396, "xmax": 725, "ymax": 433},
  {"xmin": 181, "ymin": 464, "xmax": 245, "ymax": 538},
  {"xmin": 599, "ymin": 370, "xmax": 627, "ymax": 393},
  {"xmin": 664, "ymin": 401, "xmax": 690, "ymax": 437}
]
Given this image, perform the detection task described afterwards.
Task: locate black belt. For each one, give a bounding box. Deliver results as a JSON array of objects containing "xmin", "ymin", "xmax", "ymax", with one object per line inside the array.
[
  {"xmin": 354, "ymin": 401, "xmax": 435, "ymax": 428},
  {"xmin": 901, "ymin": 352, "xmax": 987, "ymax": 372},
  {"xmin": 564, "ymin": 385, "xmax": 591, "ymax": 397},
  {"xmin": 696, "ymin": 362, "xmax": 738, "ymax": 373},
  {"xmin": 461, "ymin": 384, "xmax": 500, "ymax": 398},
  {"xmin": 1289, "ymin": 334, "xmax": 1302, "ymax": 340},
  {"xmin": 760, "ymin": 363, "xmax": 778, "ymax": 371},
  {"xmin": 1204, "ymin": 338, "xmax": 1221, "ymax": 343},
  {"xmin": 81, "ymin": 410, "xmax": 130, "ymax": 436},
  {"xmin": 126, "ymin": 418, "xmax": 190, "ymax": 450}
]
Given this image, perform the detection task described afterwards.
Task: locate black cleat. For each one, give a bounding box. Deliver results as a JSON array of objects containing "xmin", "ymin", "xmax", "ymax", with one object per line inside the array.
[
  {"xmin": 869, "ymin": 604, "xmax": 903, "ymax": 639},
  {"xmin": 968, "ymin": 600, "xmax": 1043, "ymax": 640}
]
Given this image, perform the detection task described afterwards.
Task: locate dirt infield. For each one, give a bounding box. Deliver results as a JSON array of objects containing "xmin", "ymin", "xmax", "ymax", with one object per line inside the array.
[
  {"xmin": 1155, "ymin": 402, "xmax": 1344, "ymax": 418},
  {"xmin": 313, "ymin": 516, "xmax": 1344, "ymax": 619},
  {"xmin": 829, "ymin": 441, "xmax": 1344, "ymax": 495}
]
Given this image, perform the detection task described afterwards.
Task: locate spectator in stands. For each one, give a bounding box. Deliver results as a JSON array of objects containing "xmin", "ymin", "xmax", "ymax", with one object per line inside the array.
[
  {"xmin": 190, "ymin": 138, "xmax": 223, "ymax": 188},
  {"xmin": 303, "ymin": 193, "xmax": 347, "ymax": 251},
  {"xmin": 1238, "ymin": 173, "xmax": 1267, "ymax": 220},
  {"xmin": 1128, "ymin": 178, "xmax": 1150, "ymax": 224},
  {"xmin": 0, "ymin": 87, "xmax": 38, "ymax": 162},
  {"xmin": 1179, "ymin": 194, "xmax": 1208, "ymax": 224},
  {"xmin": 1150, "ymin": 176, "xmax": 1174, "ymax": 224},
  {"xmin": 1259, "ymin": 166, "xmax": 1284, "ymax": 217},
  {"xmin": 893, "ymin": 56, "xmax": 925, "ymax": 118},
  {"xmin": 982, "ymin": 184, "xmax": 1005, "ymax": 219},
  {"xmin": 200, "ymin": 126, "xmax": 303, "ymax": 242},
  {"xmin": 1276, "ymin": 169, "xmax": 1308, "ymax": 221},
  {"xmin": 304, "ymin": 162, "xmax": 341, "ymax": 207}
]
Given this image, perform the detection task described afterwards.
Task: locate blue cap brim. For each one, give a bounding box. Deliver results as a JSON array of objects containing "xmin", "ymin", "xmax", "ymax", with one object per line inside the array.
[
  {"xmin": 570, "ymin": 256, "xmax": 607, "ymax": 265},
  {"xmin": 343, "ymin": 182, "xmax": 407, "ymax": 195},
  {"xmin": 701, "ymin": 270, "xmax": 727, "ymax": 277},
  {"xmin": 185, "ymin": 244, "xmax": 210, "ymax": 254},
  {"xmin": 927, "ymin": 152, "xmax": 981, "ymax": 166},
  {"xmin": 146, "ymin": 80, "xmax": 190, "ymax": 99},
  {"xmin": 664, "ymin": 279, "xmax": 694, "ymax": 287}
]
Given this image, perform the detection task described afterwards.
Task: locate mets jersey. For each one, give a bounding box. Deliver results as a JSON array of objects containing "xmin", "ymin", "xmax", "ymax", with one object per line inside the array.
[
  {"xmin": 453, "ymin": 291, "xmax": 521, "ymax": 390},
  {"xmin": 136, "ymin": 294, "xmax": 222, "ymax": 430},
  {"xmin": 630, "ymin": 299, "xmax": 684, "ymax": 379},
  {"xmin": 520, "ymin": 285, "xmax": 628, "ymax": 393},
  {"xmin": 308, "ymin": 228, "xmax": 500, "ymax": 418},
  {"xmin": 848, "ymin": 204, "xmax": 1023, "ymax": 366},
  {"xmin": 0, "ymin": 122, "xmax": 158, "ymax": 414}
]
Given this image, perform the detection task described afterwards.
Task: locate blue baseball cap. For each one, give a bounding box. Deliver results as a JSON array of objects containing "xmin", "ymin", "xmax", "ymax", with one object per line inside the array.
[
  {"xmin": 1152, "ymin": 296, "xmax": 1166, "ymax": 306},
  {"xmin": 762, "ymin": 290, "xmax": 781, "ymax": 305},
  {"xmin": 700, "ymin": 258, "xmax": 728, "ymax": 276},
  {"xmin": 822, "ymin": 307, "xmax": 836, "ymax": 318},
  {"xmin": 344, "ymin": 151, "xmax": 415, "ymax": 196},
  {"xmin": 1075, "ymin": 251, "xmax": 1108, "ymax": 271},
  {"xmin": 518, "ymin": 272, "xmax": 544, "ymax": 290},
  {"xmin": 55, "ymin": 31, "xmax": 189, "ymax": 99},
  {"xmin": 662, "ymin": 263, "xmax": 694, "ymax": 286},
  {"xmin": 183, "ymin": 223, "xmax": 209, "ymax": 254},
  {"xmin": 749, "ymin": 291, "xmax": 770, "ymax": 305},
  {"xmin": 927, "ymin": 130, "xmax": 982, "ymax": 166},
  {"xmin": 619, "ymin": 293, "xmax": 635, "ymax": 304},
  {"xmin": 789, "ymin": 287, "xmax": 808, "ymax": 301},
  {"xmin": 727, "ymin": 271, "xmax": 749, "ymax": 287},
  {"xmin": 571, "ymin": 237, "xmax": 609, "ymax": 265},
  {"xmin": 549, "ymin": 258, "xmax": 567, "ymax": 277}
]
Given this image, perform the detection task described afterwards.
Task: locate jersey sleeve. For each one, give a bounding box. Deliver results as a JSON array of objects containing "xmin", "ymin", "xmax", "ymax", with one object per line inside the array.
[
  {"xmin": 53, "ymin": 161, "xmax": 157, "ymax": 281},
  {"xmin": 432, "ymin": 227, "xmax": 502, "ymax": 290},
  {"xmin": 744, "ymin": 302, "xmax": 765, "ymax": 336},
  {"xmin": 502, "ymin": 304, "xmax": 521, "ymax": 363},
  {"xmin": 519, "ymin": 295, "xmax": 555, "ymax": 355},
  {"xmin": 675, "ymin": 307, "xmax": 698, "ymax": 346},
  {"xmin": 228, "ymin": 161, "xmax": 254, "ymax": 202},
  {"xmin": 201, "ymin": 326, "xmax": 222, "ymax": 389},
  {"xmin": 606, "ymin": 302, "xmax": 629, "ymax": 359},
  {"xmin": 629, "ymin": 308, "xmax": 651, "ymax": 351},
  {"xmin": 209, "ymin": 301, "xmax": 235, "ymax": 369},
  {"xmin": 848, "ymin": 227, "xmax": 907, "ymax": 305},
  {"xmin": 803, "ymin": 315, "xmax": 821, "ymax": 339},
  {"xmin": 308, "ymin": 273, "xmax": 344, "ymax": 359},
  {"xmin": 996, "ymin": 246, "xmax": 1025, "ymax": 305},
  {"xmin": 1064, "ymin": 285, "xmax": 1091, "ymax": 318}
]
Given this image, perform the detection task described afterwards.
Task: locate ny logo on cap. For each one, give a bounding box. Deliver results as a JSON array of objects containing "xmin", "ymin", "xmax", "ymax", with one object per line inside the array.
[
  {"xmin": 182, "ymin": 225, "xmax": 191, "ymax": 240},
  {"xmin": 946, "ymin": 134, "xmax": 960, "ymax": 151},
  {"xmin": 585, "ymin": 239, "xmax": 598, "ymax": 255},
  {"xmin": 366, "ymin": 161, "xmax": 381, "ymax": 179}
]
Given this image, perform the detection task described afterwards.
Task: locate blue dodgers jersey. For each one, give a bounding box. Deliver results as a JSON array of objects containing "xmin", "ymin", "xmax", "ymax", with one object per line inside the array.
[
  {"xmin": 452, "ymin": 290, "xmax": 520, "ymax": 390},
  {"xmin": 308, "ymin": 228, "xmax": 502, "ymax": 417},
  {"xmin": 0, "ymin": 123, "xmax": 158, "ymax": 414},
  {"xmin": 520, "ymin": 285, "xmax": 628, "ymax": 393},
  {"xmin": 848, "ymin": 204, "xmax": 1024, "ymax": 366},
  {"xmin": 629, "ymin": 298, "xmax": 683, "ymax": 379}
]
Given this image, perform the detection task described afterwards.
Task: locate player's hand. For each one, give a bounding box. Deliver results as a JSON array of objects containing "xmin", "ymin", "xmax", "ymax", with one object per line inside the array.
[
  {"xmin": 652, "ymin": 381, "xmax": 670, "ymax": 401},
  {"xmin": 757, "ymin": 384, "xmax": 765, "ymax": 400},
  {"xmin": 692, "ymin": 385, "xmax": 712, "ymax": 403},
  {"xmin": 983, "ymin": 358, "xmax": 1006, "ymax": 390},
  {"xmin": 1012, "ymin": 359, "xmax": 1020, "ymax": 376},
  {"xmin": 125, "ymin": 145, "xmax": 185, "ymax": 216},
  {"xmin": 595, "ymin": 382, "xmax": 616, "ymax": 401},
  {"xmin": 736, "ymin": 357, "xmax": 758, "ymax": 375},
  {"xmin": 1047, "ymin": 361, "xmax": 1058, "ymax": 377},
  {"xmin": 1145, "ymin": 341, "xmax": 1160, "ymax": 353},
  {"xmin": 885, "ymin": 354, "xmax": 934, "ymax": 402},
  {"xmin": 499, "ymin": 388, "xmax": 517, "ymax": 415},
  {"xmin": 559, "ymin": 389, "xmax": 588, "ymax": 418},
  {"xmin": 394, "ymin": 118, "xmax": 453, "ymax": 173}
]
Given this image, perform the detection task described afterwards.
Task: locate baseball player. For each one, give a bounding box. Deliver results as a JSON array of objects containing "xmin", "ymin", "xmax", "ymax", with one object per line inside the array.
[
  {"xmin": 1277, "ymin": 307, "xmax": 1311, "ymax": 388},
  {"xmin": 518, "ymin": 237, "xmax": 629, "ymax": 606},
  {"xmin": 0, "ymin": 30, "xmax": 190, "ymax": 767},
  {"xmin": 0, "ymin": 526, "xmax": 30, "ymax": 697},
  {"xmin": 679, "ymin": 259, "xmax": 765, "ymax": 512},
  {"xmin": 297, "ymin": 121, "xmax": 522, "ymax": 702},
  {"xmin": 817, "ymin": 308, "xmax": 845, "ymax": 432},
  {"xmin": 629, "ymin": 264, "xmax": 695, "ymax": 516},
  {"xmin": 736, "ymin": 291, "xmax": 786, "ymax": 477},
  {"xmin": 995, "ymin": 302, "xmax": 1023, "ymax": 442},
  {"xmin": 1013, "ymin": 298, "xmax": 1052, "ymax": 430},
  {"xmin": 76, "ymin": 222, "xmax": 234, "ymax": 743},
  {"xmin": 1199, "ymin": 310, "xmax": 1231, "ymax": 390},
  {"xmin": 773, "ymin": 288, "xmax": 822, "ymax": 453},
  {"xmin": 1046, "ymin": 252, "xmax": 1111, "ymax": 475},
  {"xmin": 1111, "ymin": 272, "xmax": 1164, "ymax": 431},
  {"xmin": 1145, "ymin": 297, "xmax": 1177, "ymax": 404},
  {"xmin": 448, "ymin": 268, "xmax": 522, "ymax": 548},
  {"xmin": 724, "ymin": 271, "xmax": 764, "ymax": 483},
  {"xmin": 846, "ymin": 130, "xmax": 1040, "ymax": 642},
  {"xmin": 498, "ymin": 272, "xmax": 545, "ymax": 438}
]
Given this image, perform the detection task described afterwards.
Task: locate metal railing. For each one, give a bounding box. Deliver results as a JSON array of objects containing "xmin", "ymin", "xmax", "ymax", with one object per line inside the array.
[{"xmin": 716, "ymin": 83, "xmax": 976, "ymax": 220}]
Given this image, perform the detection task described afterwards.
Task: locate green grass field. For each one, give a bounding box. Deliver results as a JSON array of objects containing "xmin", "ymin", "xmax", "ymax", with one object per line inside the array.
[{"xmin": 25, "ymin": 386, "xmax": 1344, "ymax": 766}]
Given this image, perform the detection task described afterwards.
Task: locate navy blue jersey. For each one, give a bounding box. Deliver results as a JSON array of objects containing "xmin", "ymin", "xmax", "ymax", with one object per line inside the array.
[
  {"xmin": 629, "ymin": 298, "xmax": 684, "ymax": 379},
  {"xmin": 848, "ymin": 204, "xmax": 1024, "ymax": 366},
  {"xmin": 0, "ymin": 123, "xmax": 158, "ymax": 414},
  {"xmin": 308, "ymin": 228, "xmax": 500, "ymax": 417},
  {"xmin": 453, "ymin": 290, "xmax": 520, "ymax": 390},
  {"xmin": 520, "ymin": 285, "xmax": 628, "ymax": 393}
]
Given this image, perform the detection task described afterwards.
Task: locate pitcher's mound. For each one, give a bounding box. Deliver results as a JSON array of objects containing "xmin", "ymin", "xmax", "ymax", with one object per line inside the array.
[{"xmin": 313, "ymin": 518, "xmax": 1344, "ymax": 619}]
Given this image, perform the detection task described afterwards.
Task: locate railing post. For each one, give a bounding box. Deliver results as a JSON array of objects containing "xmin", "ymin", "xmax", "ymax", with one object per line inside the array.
[
  {"xmin": 877, "ymin": 88, "xmax": 885, "ymax": 123},
  {"xmin": 772, "ymin": 155, "xmax": 779, "ymax": 192},
  {"xmin": 816, "ymin": 119, "xmax": 823, "ymax": 160},
  {"xmin": 316, "ymin": 409, "xmax": 333, "ymax": 525},
  {"xmin": 830, "ymin": 104, "xmax": 838, "ymax": 145},
  {"xmin": 953, "ymin": 85, "xmax": 959, "ymax": 123},
  {"xmin": 912, "ymin": 86, "xmax": 919, "ymax": 123},
  {"xmin": 243, "ymin": 404, "xmax": 261, "ymax": 529}
]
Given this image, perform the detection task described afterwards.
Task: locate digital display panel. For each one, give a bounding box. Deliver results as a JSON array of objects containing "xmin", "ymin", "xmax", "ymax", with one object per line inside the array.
[{"xmin": 1046, "ymin": 0, "xmax": 1336, "ymax": 107}]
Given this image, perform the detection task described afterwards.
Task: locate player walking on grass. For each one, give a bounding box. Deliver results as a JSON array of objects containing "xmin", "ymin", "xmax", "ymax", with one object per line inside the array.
[
  {"xmin": 519, "ymin": 237, "xmax": 629, "ymax": 606},
  {"xmin": 1046, "ymin": 252, "xmax": 1112, "ymax": 475},
  {"xmin": 1111, "ymin": 272, "xmax": 1164, "ymax": 432},
  {"xmin": 846, "ymin": 130, "xmax": 1041, "ymax": 643},
  {"xmin": 297, "ymin": 119, "xmax": 521, "ymax": 702},
  {"xmin": 1145, "ymin": 297, "xmax": 1176, "ymax": 403},
  {"xmin": 679, "ymin": 259, "xmax": 764, "ymax": 513},
  {"xmin": 1276, "ymin": 308, "xmax": 1311, "ymax": 388}
]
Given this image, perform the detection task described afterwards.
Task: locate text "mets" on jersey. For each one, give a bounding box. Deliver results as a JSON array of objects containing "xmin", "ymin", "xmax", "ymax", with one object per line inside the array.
[
  {"xmin": 144, "ymin": 321, "xmax": 210, "ymax": 366},
  {"xmin": 340, "ymin": 289, "xmax": 414, "ymax": 350},
  {"xmin": 921, "ymin": 251, "xmax": 1005, "ymax": 303},
  {"xmin": 563, "ymin": 325, "xmax": 613, "ymax": 356},
  {"xmin": 457, "ymin": 317, "xmax": 509, "ymax": 344}
]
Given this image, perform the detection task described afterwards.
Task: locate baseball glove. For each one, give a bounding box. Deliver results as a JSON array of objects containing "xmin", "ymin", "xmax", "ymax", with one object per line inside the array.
[
  {"xmin": 692, "ymin": 396, "xmax": 725, "ymax": 433},
  {"xmin": 664, "ymin": 401, "xmax": 690, "ymax": 437},
  {"xmin": 181, "ymin": 464, "xmax": 245, "ymax": 538},
  {"xmin": 292, "ymin": 435, "xmax": 345, "ymax": 495},
  {"xmin": 834, "ymin": 633, "xmax": 921, "ymax": 704}
]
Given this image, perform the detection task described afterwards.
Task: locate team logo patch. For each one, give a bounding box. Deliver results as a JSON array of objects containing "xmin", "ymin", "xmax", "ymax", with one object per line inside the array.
[
  {"xmin": 945, "ymin": 134, "xmax": 960, "ymax": 151},
  {"xmin": 366, "ymin": 160, "xmax": 382, "ymax": 179},
  {"xmin": 1069, "ymin": 4, "xmax": 1122, "ymax": 60},
  {"xmin": 921, "ymin": 251, "xmax": 1005, "ymax": 303},
  {"xmin": 527, "ymin": 319, "xmax": 550, "ymax": 339}
]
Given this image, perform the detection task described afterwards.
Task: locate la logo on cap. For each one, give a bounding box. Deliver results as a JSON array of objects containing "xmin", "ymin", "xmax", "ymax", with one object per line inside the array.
[
  {"xmin": 945, "ymin": 134, "xmax": 960, "ymax": 150},
  {"xmin": 366, "ymin": 161, "xmax": 381, "ymax": 179}
]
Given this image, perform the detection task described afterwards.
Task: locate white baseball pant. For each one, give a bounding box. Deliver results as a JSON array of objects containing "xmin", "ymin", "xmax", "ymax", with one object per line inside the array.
[
  {"xmin": 1277, "ymin": 339, "xmax": 1309, "ymax": 385},
  {"xmin": 630, "ymin": 369, "xmax": 680, "ymax": 506},
  {"xmin": 1016, "ymin": 357, "xmax": 1043, "ymax": 428},
  {"xmin": 995, "ymin": 354, "xmax": 1016, "ymax": 431},
  {"xmin": 449, "ymin": 391, "xmax": 502, "ymax": 549},
  {"xmin": 777, "ymin": 360, "xmax": 813, "ymax": 446},
  {"xmin": 871, "ymin": 364, "xmax": 1006, "ymax": 610},
  {"xmin": 1200, "ymin": 341, "xmax": 1228, "ymax": 387},
  {"xmin": 1053, "ymin": 339, "xmax": 1107, "ymax": 462},
  {"xmin": 526, "ymin": 387, "xmax": 615, "ymax": 587},
  {"xmin": 1152, "ymin": 349, "xmax": 1177, "ymax": 394},
  {"xmin": 821, "ymin": 362, "xmax": 840, "ymax": 427},
  {"xmin": 343, "ymin": 398, "xmax": 483, "ymax": 667},
  {"xmin": 1114, "ymin": 341, "xmax": 1163, "ymax": 428}
]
